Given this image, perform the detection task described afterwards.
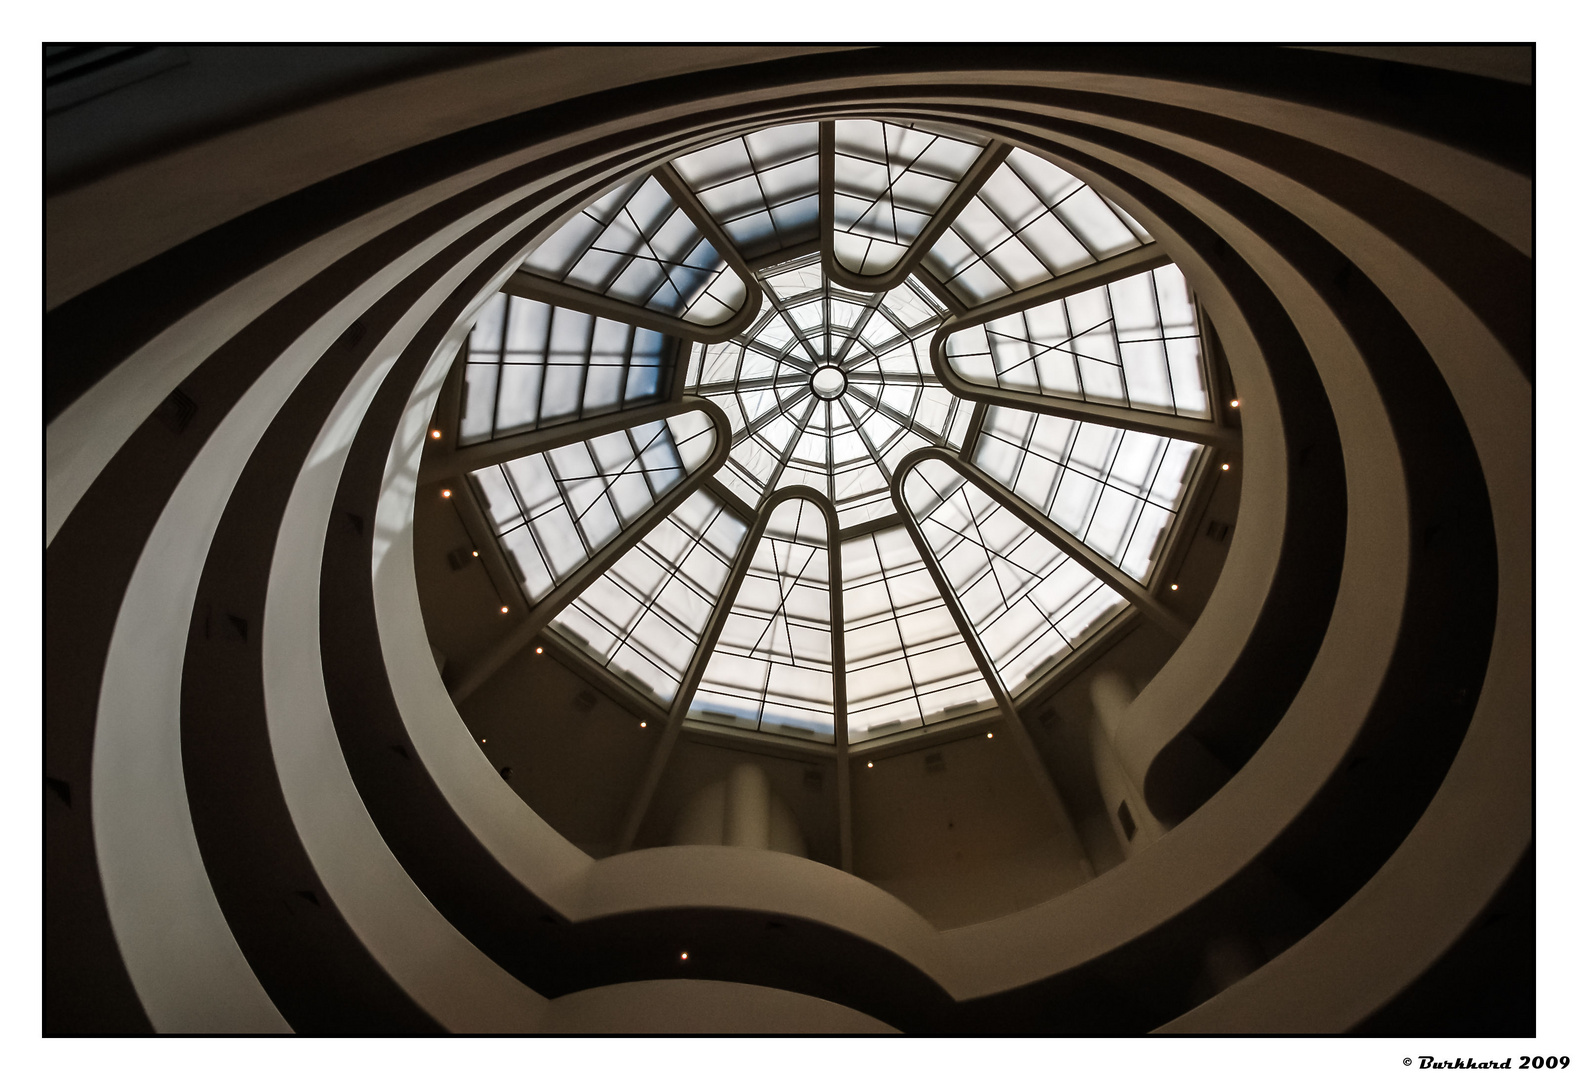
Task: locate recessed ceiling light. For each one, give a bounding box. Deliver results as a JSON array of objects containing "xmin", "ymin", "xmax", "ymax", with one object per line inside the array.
[
  {"xmin": 867, "ymin": 761, "xmax": 874, "ymax": 768},
  {"xmin": 986, "ymin": 732, "xmax": 994, "ymax": 739},
  {"xmin": 534, "ymin": 645, "xmax": 542, "ymax": 653},
  {"xmin": 639, "ymin": 721, "xmax": 647, "ymax": 728},
  {"xmin": 500, "ymin": 605, "xmax": 509, "ymax": 614},
  {"xmin": 1229, "ymin": 399, "xmax": 1240, "ymax": 408},
  {"xmin": 1222, "ymin": 463, "xmax": 1231, "ymax": 471},
  {"xmin": 472, "ymin": 550, "xmax": 479, "ymax": 557},
  {"xmin": 1170, "ymin": 583, "xmax": 1179, "ymax": 591},
  {"xmin": 679, "ymin": 952, "xmax": 688, "ymax": 961},
  {"xmin": 440, "ymin": 488, "xmax": 452, "ymax": 498},
  {"xmin": 430, "ymin": 429, "xmax": 442, "ymax": 439}
]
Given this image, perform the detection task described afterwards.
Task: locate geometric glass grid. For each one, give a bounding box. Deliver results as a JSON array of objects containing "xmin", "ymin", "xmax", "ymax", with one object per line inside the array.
[
  {"xmin": 840, "ymin": 525, "xmax": 995, "ymax": 744},
  {"xmin": 689, "ymin": 498, "xmax": 837, "ymax": 743},
  {"xmin": 902, "ymin": 457, "xmax": 1128, "ymax": 697},
  {"xmin": 468, "ymin": 409, "xmax": 718, "ymax": 603},
  {"xmin": 922, "ymin": 147, "xmax": 1152, "ymax": 307},
  {"xmin": 973, "ymin": 408, "xmax": 1203, "ymax": 585},
  {"xmin": 458, "ymin": 120, "xmax": 1214, "ymax": 746},
  {"xmin": 831, "ymin": 119, "xmax": 987, "ymax": 277},
  {"xmin": 520, "ymin": 174, "xmax": 749, "ymax": 327},
  {"xmin": 551, "ymin": 489, "xmax": 748, "ymax": 705},
  {"xmin": 458, "ymin": 293, "xmax": 672, "ymax": 447},
  {"xmin": 670, "ymin": 122, "xmax": 820, "ymax": 263},
  {"xmin": 943, "ymin": 263, "xmax": 1209, "ymax": 418},
  {"xmin": 688, "ymin": 254, "xmax": 972, "ymax": 527}
]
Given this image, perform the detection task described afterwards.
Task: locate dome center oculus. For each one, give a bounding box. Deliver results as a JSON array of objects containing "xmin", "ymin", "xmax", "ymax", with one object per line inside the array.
[{"xmin": 810, "ymin": 366, "xmax": 847, "ymax": 400}]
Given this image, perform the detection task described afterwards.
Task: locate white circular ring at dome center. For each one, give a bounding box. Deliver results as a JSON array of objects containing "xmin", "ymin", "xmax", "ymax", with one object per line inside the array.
[{"xmin": 810, "ymin": 366, "xmax": 847, "ymax": 400}]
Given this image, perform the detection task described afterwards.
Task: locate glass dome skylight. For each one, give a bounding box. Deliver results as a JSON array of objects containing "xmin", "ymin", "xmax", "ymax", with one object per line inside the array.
[{"xmin": 455, "ymin": 119, "xmax": 1222, "ymax": 748}]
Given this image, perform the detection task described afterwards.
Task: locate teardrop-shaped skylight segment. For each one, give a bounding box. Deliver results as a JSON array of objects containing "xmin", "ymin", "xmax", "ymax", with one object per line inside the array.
[
  {"xmin": 671, "ymin": 123, "xmax": 820, "ymax": 262},
  {"xmin": 842, "ymin": 525, "xmax": 994, "ymax": 744},
  {"xmin": 521, "ymin": 174, "xmax": 748, "ymax": 326},
  {"xmin": 459, "ymin": 293, "xmax": 673, "ymax": 446},
  {"xmin": 902, "ymin": 458, "xmax": 1128, "ymax": 696},
  {"xmin": 922, "ymin": 148, "xmax": 1152, "ymax": 307},
  {"xmin": 469, "ymin": 410, "xmax": 718, "ymax": 602},
  {"xmin": 551, "ymin": 489, "xmax": 748, "ymax": 705},
  {"xmin": 690, "ymin": 498, "xmax": 837, "ymax": 742},
  {"xmin": 943, "ymin": 263, "xmax": 1210, "ymax": 419},
  {"xmin": 973, "ymin": 408, "xmax": 1203, "ymax": 584},
  {"xmin": 832, "ymin": 120, "xmax": 987, "ymax": 277}
]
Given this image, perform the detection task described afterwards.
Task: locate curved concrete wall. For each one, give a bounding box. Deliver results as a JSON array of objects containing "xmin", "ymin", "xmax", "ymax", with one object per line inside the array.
[{"xmin": 45, "ymin": 46, "xmax": 1530, "ymax": 1033}]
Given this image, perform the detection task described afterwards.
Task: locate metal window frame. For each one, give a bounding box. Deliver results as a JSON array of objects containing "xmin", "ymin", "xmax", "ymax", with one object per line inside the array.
[
  {"xmin": 820, "ymin": 119, "xmax": 1012, "ymax": 293},
  {"xmin": 432, "ymin": 116, "xmax": 1234, "ymax": 850},
  {"xmin": 446, "ymin": 398, "xmax": 732, "ymax": 701}
]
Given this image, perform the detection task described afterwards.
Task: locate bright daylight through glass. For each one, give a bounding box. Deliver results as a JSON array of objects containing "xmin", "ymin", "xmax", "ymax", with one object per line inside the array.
[{"xmin": 458, "ymin": 119, "xmax": 1217, "ymax": 746}]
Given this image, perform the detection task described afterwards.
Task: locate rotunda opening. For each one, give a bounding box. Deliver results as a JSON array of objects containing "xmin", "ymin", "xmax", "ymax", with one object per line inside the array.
[{"xmin": 421, "ymin": 114, "xmax": 1241, "ymax": 926}]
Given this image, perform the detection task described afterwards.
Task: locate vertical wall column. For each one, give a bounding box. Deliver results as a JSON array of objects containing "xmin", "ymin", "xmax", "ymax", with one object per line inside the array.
[
  {"xmin": 828, "ymin": 509, "xmax": 853, "ymax": 872},
  {"xmin": 890, "ymin": 457, "xmax": 1095, "ymax": 879},
  {"xmin": 722, "ymin": 763, "xmax": 773, "ymax": 850},
  {"xmin": 1087, "ymin": 670, "xmax": 1160, "ymax": 854}
]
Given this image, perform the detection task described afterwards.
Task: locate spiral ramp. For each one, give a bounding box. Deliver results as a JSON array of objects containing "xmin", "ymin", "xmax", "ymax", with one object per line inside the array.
[{"xmin": 44, "ymin": 46, "xmax": 1531, "ymax": 1033}]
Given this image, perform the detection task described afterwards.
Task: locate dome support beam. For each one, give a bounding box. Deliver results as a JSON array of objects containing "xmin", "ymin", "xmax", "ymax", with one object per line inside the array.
[
  {"xmin": 731, "ymin": 386, "xmax": 815, "ymax": 448},
  {"xmin": 930, "ymin": 345, "xmax": 1239, "ymax": 450},
  {"xmin": 939, "ymin": 244, "xmax": 1173, "ymax": 329},
  {"xmin": 897, "ymin": 446, "xmax": 1192, "ymax": 641},
  {"xmin": 614, "ymin": 485, "xmax": 848, "ymax": 862},
  {"xmin": 927, "ymin": 253, "xmax": 1240, "ymax": 451},
  {"xmin": 700, "ymin": 473, "xmax": 757, "ymax": 523},
  {"xmin": 890, "ymin": 463, "xmax": 1093, "ymax": 874},
  {"xmin": 819, "ymin": 122, "xmax": 1015, "ymax": 294},
  {"xmin": 419, "ymin": 397, "xmax": 705, "ymax": 484},
  {"xmin": 911, "ymin": 262, "xmax": 967, "ymax": 316},
  {"xmin": 501, "ymin": 159, "xmax": 765, "ymax": 348},
  {"xmin": 754, "ymin": 263, "xmax": 833, "ymax": 372},
  {"xmin": 502, "ymin": 270, "xmax": 763, "ymax": 347}
]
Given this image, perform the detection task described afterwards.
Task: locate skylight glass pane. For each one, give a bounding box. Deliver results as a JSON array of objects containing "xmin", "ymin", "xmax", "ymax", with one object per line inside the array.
[
  {"xmin": 973, "ymin": 408, "xmax": 1202, "ymax": 584},
  {"xmin": 832, "ymin": 120, "xmax": 986, "ymax": 277},
  {"xmin": 695, "ymin": 259, "xmax": 963, "ymax": 527},
  {"xmin": 459, "ymin": 293, "xmax": 671, "ymax": 447},
  {"xmin": 690, "ymin": 498, "xmax": 836, "ymax": 742},
  {"xmin": 463, "ymin": 130, "xmax": 1212, "ymax": 757},
  {"xmin": 943, "ymin": 264, "xmax": 1209, "ymax": 419},
  {"xmin": 672, "ymin": 123, "xmax": 821, "ymax": 262},
  {"xmin": 842, "ymin": 525, "xmax": 993, "ymax": 743},
  {"xmin": 521, "ymin": 175, "xmax": 747, "ymax": 326},
  {"xmin": 470, "ymin": 410, "xmax": 718, "ymax": 603},
  {"xmin": 552, "ymin": 489, "xmax": 747, "ymax": 705},
  {"xmin": 902, "ymin": 457, "xmax": 1127, "ymax": 696},
  {"xmin": 922, "ymin": 148, "xmax": 1151, "ymax": 307}
]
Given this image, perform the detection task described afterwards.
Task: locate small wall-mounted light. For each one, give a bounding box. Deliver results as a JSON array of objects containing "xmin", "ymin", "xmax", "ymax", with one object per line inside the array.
[
  {"xmin": 431, "ymin": 429, "xmax": 442, "ymax": 439},
  {"xmin": 1170, "ymin": 583, "xmax": 1179, "ymax": 591},
  {"xmin": 480, "ymin": 738, "xmax": 486, "ymax": 744},
  {"xmin": 500, "ymin": 605, "xmax": 510, "ymax": 614},
  {"xmin": 534, "ymin": 646, "xmax": 543, "ymax": 654},
  {"xmin": 440, "ymin": 488, "xmax": 452, "ymax": 498},
  {"xmin": 472, "ymin": 550, "xmax": 479, "ymax": 558},
  {"xmin": 866, "ymin": 761, "xmax": 874, "ymax": 768},
  {"xmin": 679, "ymin": 952, "xmax": 689, "ymax": 961},
  {"xmin": 986, "ymin": 732, "xmax": 994, "ymax": 739},
  {"xmin": 1229, "ymin": 399, "xmax": 1240, "ymax": 409},
  {"xmin": 1221, "ymin": 463, "xmax": 1231, "ymax": 471}
]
